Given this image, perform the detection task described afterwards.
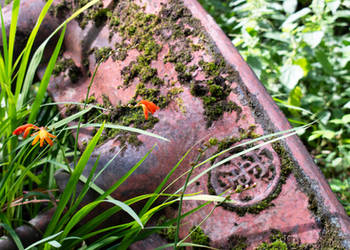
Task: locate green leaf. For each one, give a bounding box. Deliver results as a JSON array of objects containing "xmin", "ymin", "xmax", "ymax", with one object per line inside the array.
[
  {"xmin": 288, "ymin": 86, "xmax": 302, "ymax": 107},
  {"xmin": 327, "ymin": 0, "xmax": 341, "ymax": 14},
  {"xmin": 293, "ymin": 58, "xmax": 310, "ymax": 76},
  {"xmin": 319, "ymin": 111, "xmax": 331, "ymax": 124},
  {"xmin": 15, "ymin": 0, "xmax": 54, "ymax": 108},
  {"xmin": 155, "ymin": 242, "xmax": 216, "ymax": 250},
  {"xmin": 44, "ymin": 123, "xmax": 105, "ymax": 237},
  {"xmin": 303, "ymin": 31, "xmax": 324, "ymax": 48},
  {"xmin": 343, "ymin": 101, "xmax": 350, "ymax": 109},
  {"xmin": 28, "ymin": 25, "xmax": 66, "ymax": 123},
  {"xmin": 332, "ymin": 157, "xmax": 342, "ymax": 166},
  {"xmin": 61, "ymin": 199, "xmax": 143, "ymax": 240},
  {"xmin": 282, "ymin": 7, "xmax": 311, "ymax": 28},
  {"xmin": 309, "ymin": 130, "xmax": 335, "ymax": 141},
  {"xmin": 283, "ymin": 0, "xmax": 297, "ymax": 14},
  {"xmin": 24, "ymin": 232, "xmax": 63, "ymax": 250},
  {"xmin": 280, "ymin": 64, "xmax": 304, "ymax": 91},
  {"xmin": 65, "ymin": 123, "xmax": 170, "ymax": 142},
  {"xmin": 0, "ymin": 223, "xmax": 24, "ymax": 250},
  {"xmin": 47, "ymin": 107, "xmax": 93, "ymax": 130},
  {"xmin": 311, "ymin": 0, "xmax": 325, "ymax": 16},
  {"xmin": 48, "ymin": 240, "xmax": 61, "ymax": 248},
  {"xmin": 7, "ymin": 0, "xmax": 20, "ymax": 75},
  {"xmin": 315, "ymin": 50, "xmax": 333, "ymax": 75},
  {"xmin": 247, "ymin": 56, "xmax": 262, "ymax": 78},
  {"xmin": 342, "ymin": 114, "xmax": 350, "ymax": 123}
]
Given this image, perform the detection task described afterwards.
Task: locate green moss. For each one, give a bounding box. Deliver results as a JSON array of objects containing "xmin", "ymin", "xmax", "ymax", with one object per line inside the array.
[
  {"xmin": 256, "ymin": 230, "xmax": 309, "ymax": 250},
  {"xmin": 62, "ymin": 0, "xmax": 241, "ymax": 143},
  {"xmin": 102, "ymin": 94, "xmax": 113, "ymax": 108},
  {"xmin": 86, "ymin": 95, "xmax": 97, "ymax": 104},
  {"xmin": 113, "ymin": 43, "xmax": 128, "ymax": 61},
  {"xmin": 199, "ymin": 59, "xmax": 224, "ymax": 77},
  {"xmin": 143, "ymin": 40, "xmax": 161, "ymax": 60},
  {"xmin": 209, "ymin": 84, "xmax": 224, "ymax": 98},
  {"xmin": 74, "ymin": 1, "xmax": 105, "ymax": 29},
  {"xmin": 257, "ymin": 240, "xmax": 288, "ymax": 250},
  {"xmin": 139, "ymin": 66, "xmax": 157, "ymax": 82},
  {"xmin": 92, "ymin": 8, "xmax": 112, "ymax": 27},
  {"xmin": 94, "ymin": 47, "xmax": 113, "ymax": 63},
  {"xmin": 168, "ymin": 87, "xmax": 184, "ymax": 97},
  {"xmin": 158, "ymin": 216, "xmax": 182, "ymax": 247},
  {"xmin": 82, "ymin": 58, "xmax": 90, "ymax": 70},
  {"xmin": 190, "ymin": 226, "xmax": 210, "ymax": 248},
  {"xmin": 53, "ymin": 58, "xmax": 74, "ymax": 76},
  {"xmin": 121, "ymin": 41, "xmax": 161, "ymax": 85},
  {"xmin": 175, "ymin": 62, "xmax": 186, "ymax": 73},
  {"xmin": 303, "ymin": 187, "xmax": 346, "ymax": 249},
  {"xmin": 64, "ymin": 104, "xmax": 80, "ymax": 117},
  {"xmin": 50, "ymin": 0, "xmax": 72, "ymax": 19},
  {"xmin": 111, "ymin": 0, "xmax": 240, "ymax": 127},
  {"xmin": 110, "ymin": 16, "xmax": 120, "ymax": 27},
  {"xmin": 134, "ymin": 83, "xmax": 168, "ymax": 109},
  {"xmin": 65, "ymin": 91, "xmax": 160, "ymax": 148},
  {"xmin": 208, "ymin": 137, "xmax": 218, "ymax": 146},
  {"xmin": 228, "ymin": 235, "xmax": 248, "ymax": 250},
  {"xmin": 190, "ymin": 82, "xmax": 209, "ymax": 97},
  {"xmin": 53, "ymin": 58, "xmax": 82, "ymax": 83},
  {"xmin": 68, "ymin": 65, "xmax": 82, "ymax": 83}
]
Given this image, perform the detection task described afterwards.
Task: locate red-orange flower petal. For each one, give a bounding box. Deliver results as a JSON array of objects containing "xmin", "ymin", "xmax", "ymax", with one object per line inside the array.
[
  {"xmin": 31, "ymin": 127, "xmax": 56, "ymax": 147},
  {"xmin": 137, "ymin": 100, "xmax": 160, "ymax": 120},
  {"xmin": 13, "ymin": 124, "xmax": 39, "ymax": 138},
  {"xmin": 140, "ymin": 104, "xmax": 149, "ymax": 120},
  {"xmin": 139, "ymin": 100, "xmax": 159, "ymax": 114}
]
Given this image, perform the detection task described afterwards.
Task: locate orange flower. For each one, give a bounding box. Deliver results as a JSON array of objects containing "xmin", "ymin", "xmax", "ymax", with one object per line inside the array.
[
  {"xmin": 31, "ymin": 127, "xmax": 56, "ymax": 147},
  {"xmin": 13, "ymin": 124, "xmax": 39, "ymax": 138},
  {"xmin": 137, "ymin": 100, "xmax": 160, "ymax": 120}
]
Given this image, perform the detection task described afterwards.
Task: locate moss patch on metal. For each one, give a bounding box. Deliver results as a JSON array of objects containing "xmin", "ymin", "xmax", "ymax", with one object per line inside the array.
[
  {"xmin": 53, "ymin": 58, "xmax": 82, "ymax": 83},
  {"xmin": 228, "ymin": 235, "xmax": 248, "ymax": 250},
  {"xmin": 106, "ymin": 0, "xmax": 242, "ymax": 126},
  {"xmin": 190, "ymin": 226, "xmax": 210, "ymax": 248},
  {"xmin": 59, "ymin": 0, "xmax": 245, "ymax": 147}
]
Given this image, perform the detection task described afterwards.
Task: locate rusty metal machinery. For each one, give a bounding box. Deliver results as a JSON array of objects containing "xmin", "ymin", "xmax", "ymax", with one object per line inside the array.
[{"xmin": 1, "ymin": 0, "xmax": 350, "ymax": 249}]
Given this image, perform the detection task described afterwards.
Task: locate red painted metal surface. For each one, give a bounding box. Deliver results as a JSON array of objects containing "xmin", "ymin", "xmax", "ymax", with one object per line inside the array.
[{"xmin": 2, "ymin": 0, "xmax": 349, "ymax": 248}]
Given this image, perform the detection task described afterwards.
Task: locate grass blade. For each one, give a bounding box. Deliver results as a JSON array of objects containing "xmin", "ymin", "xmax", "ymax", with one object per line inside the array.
[
  {"xmin": 0, "ymin": 223, "xmax": 24, "ymax": 250},
  {"xmin": 60, "ymin": 199, "xmax": 143, "ymax": 240},
  {"xmin": 18, "ymin": 0, "xmax": 99, "ymax": 109},
  {"xmin": 28, "ymin": 25, "xmax": 66, "ymax": 123},
  {"xmin": 0, "ymin": 3, "xmax": 8, "ymax": 71},
  {"xmin": 44, "ymin": 123, "xmax": 105, "ymax": 237},
  {"xmin": 7, "ymin": 0, "xmax": 20, "ymax": 75},
  {"xmin": 96, "ymin": 145, "xmax": 156, "ymax": 202},
  {"xmin": 15, "ymin": 0, "xmax": 54, "ymax": 107},
  {"xmin": 48, "ymin": 106, "xmax": 93, "ymax": 130},
  {"xmin": 65, "ymin": 123, "xmax": 170, "ymax": 142},
  {"xmin": 175, "ymin": 130, "xmax": 301, "ymax": 195},
  {"xmin": 24, "ymin": 231, "xmax": 63, "ymax": 250}
]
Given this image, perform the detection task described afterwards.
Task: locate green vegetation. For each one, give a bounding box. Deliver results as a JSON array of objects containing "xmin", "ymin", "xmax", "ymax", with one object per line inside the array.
[
  {"xmin": 199, "ymin": 0, "xmax": 350, "ymax": 215},
  {"xmin": 1, "ymin": 0, "xmax": 348, "ymax": 249},
  {"xmin": 190, "ymin": 226, "xmax": 210, "ymax": 247}
]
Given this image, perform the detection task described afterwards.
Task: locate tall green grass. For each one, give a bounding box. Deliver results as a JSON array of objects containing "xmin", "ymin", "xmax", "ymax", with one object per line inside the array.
[
  {"xmin": 0, "ymin": 0, "xmax": 99, "ymax": 231},
  {"xmin": 0, "ymin": 1, "xmax": 173, "ymax": 248}
]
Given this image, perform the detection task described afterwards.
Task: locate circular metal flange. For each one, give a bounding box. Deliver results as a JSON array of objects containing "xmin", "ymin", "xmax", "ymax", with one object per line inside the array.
[{"xmin": 209, "ymin": 139, "xmax": 281, "ymax": 208}]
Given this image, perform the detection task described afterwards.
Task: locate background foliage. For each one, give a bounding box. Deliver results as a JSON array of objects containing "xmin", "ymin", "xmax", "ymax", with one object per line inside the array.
[{"xmin": 199, "ymin": 0, "xmax": 350, "ymax": 215}]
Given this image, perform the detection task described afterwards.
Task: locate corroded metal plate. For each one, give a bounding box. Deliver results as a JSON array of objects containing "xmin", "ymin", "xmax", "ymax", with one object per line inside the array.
[
  {"xmin": 209, "ymin": 140, "xmax": 281, "ymax": 208},
  {"xmin": 2, "ymin": 0, "xmax": 349, "ymax": 249}
]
